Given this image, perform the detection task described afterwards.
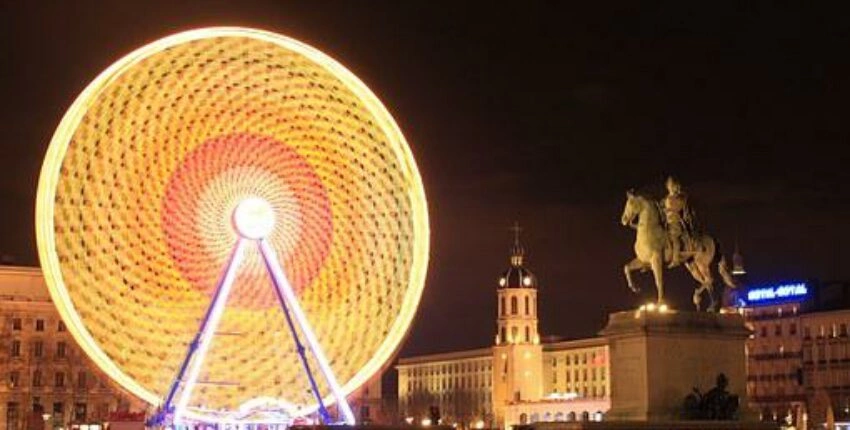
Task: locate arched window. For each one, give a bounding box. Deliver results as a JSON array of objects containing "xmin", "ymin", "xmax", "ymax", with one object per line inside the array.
[
  {"xmin": 525, "ymin": 326, "xmax": 530, "ymax": 342},
  {"xmin": 519, "ymin": 413, "xmax": 528, "ymax": 424},
  {"xmin": 500, "ymin": 297, "xmax": 506, "ymax": 316},
  {"xmin": 500, "ymin": 327, "xmax": 507, "ymax": 344},
  {"xmin": 511, "ymin": 326, "xmax": 518, "ymax": 343},
  {"xmin": 511, "ymin": 296, "xmax": 518, "ymax": 314},
  {"xmin": 525, "ymin": 296, "xmax": 530, "ymax": 315},
  {"xmin": 567, "ymin": 412, "xmax": 576, "ymax": 421},
  {"xmin": 581, "ymin": 411, "xmax": 590, "ymax": 421}
]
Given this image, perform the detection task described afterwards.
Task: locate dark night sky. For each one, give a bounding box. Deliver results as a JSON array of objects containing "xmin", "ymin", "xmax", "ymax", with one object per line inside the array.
[{"xmin": 2, "ymin": 2, "xmax": 850, "ymax": 358}]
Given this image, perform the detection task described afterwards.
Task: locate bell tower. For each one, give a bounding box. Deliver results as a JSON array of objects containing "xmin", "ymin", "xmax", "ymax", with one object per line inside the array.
[{"xmin": 492, "ymin": 223, "xmax": 543, "ymax": 428}]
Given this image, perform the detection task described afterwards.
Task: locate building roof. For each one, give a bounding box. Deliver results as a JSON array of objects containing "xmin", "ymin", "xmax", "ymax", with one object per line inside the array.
[
  {"xmin": 542, "ymin": 336, "xmax": 608, "ymax": 351},
  {"xmin": 396, "ymin": 347, "xmax": 492, "ymax": 367},
  {"xmin": 498, "ymin": 222, "xmax": 537, "ymax": 289},
  {"xmin": 0, "ymin": 265, "xmax": 50, "ymax": 301}
]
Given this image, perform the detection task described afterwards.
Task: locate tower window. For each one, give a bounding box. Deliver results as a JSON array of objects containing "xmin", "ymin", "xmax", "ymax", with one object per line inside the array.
[
  {"xmin": 525, "ymin": 296, "xmax": 530, "ymax": 315},
  {"xmin": 525, "ymin": 326, "xmax": 530, "ymax": 342},
  {"xmin": 511, "ymin": 297, "xmax": 518, "ymax": 315},
  {"xmin": 500, "ymin": 297, "xmax": 506, "ymax": 316},
  {"xmin": 511, "ymin": 327, "xmax": 518, "ymax": 343},
  {"xmin": 500, "ymin": 327, "xmax": 507, "ymax": 344}
]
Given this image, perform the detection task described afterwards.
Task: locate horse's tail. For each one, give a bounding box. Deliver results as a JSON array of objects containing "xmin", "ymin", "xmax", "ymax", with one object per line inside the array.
[{"xmin": 713, "ymin": 238, "xmax": 738, "ymax": 289}]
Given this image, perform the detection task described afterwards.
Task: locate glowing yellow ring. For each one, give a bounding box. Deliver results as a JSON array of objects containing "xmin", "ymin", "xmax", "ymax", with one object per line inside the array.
[{"xmin": 36, "ymin": 27, "xmax": 429, "ymax": 412}]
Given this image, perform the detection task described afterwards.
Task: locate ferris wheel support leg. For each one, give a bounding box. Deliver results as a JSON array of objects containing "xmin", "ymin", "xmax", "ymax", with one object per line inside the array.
[
  {"xmin": 259, "ymin": 239, "xmax": 357, "ymax": 426},
  {"xmin": 164, "ymin": 239, "xmax": 248, "ymax": 425},
  {"xmin": 263, "ymin": 251, "xmax": 332, "ymax": 424}
]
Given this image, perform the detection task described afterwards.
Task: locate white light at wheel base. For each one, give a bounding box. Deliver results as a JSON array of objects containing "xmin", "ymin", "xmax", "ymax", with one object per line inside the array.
[{"xmin": 233, "ymin": 197, "xmax": 276, "ymax": 239}]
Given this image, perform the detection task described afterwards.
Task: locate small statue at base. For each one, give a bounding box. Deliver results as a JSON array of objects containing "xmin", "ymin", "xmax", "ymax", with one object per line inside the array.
[{"xmin": 682, "ymin": 373, "xmax": 740, "ymax": 420}]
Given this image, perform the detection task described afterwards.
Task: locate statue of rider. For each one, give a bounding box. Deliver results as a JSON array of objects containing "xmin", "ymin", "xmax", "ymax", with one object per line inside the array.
[{"xmin": 663, "ymin": 176, "xmax": 691, "ymax": 268}]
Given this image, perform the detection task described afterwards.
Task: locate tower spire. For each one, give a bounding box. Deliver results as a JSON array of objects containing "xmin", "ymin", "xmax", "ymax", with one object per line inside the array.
[
  {"xmin": 510, "ymin": 221, "xmax": 525, "ymax": 266},
  {"xmin": 732, "ymin": 238, "xmax": 746, "ymax": 276}
]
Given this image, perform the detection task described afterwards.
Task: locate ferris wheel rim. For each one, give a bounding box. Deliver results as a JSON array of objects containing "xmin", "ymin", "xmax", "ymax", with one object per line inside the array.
[{"xmin": 35, "ymin": 26, "xmax": 430, "ymax": 411}]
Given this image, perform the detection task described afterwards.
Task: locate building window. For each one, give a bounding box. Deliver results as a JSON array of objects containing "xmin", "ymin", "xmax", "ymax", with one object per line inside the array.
[
  {"xmin": 804, "ymin": 326, "xmax": 811, "ymax": 339},
  {"xmin": 761, "ymin": 326, "xmax": 768, "ymax": 337},
  {"xmin": 56, "ymin": 342, "xmax": 66, "ymax": 358},
  {"xmin": 842, "ymin": 324, "xmax": 848, "ymax": 337},
  {"xmin": 9, "ymin": 371, "xmax": 19, "ymax": 388},
  {"xmin": 77, "ymin": 371, "xmax": 87, "ymax": 389},
  {"xmin": 790, "ymin": 323, "xmax": 797, "ymax": 335},
  {"xmin": 74, "ymin": 403, "xmax": 87, "ymax": 422},
  {"xmin": 12, "ymin": 318, "xmax": 21, "ymax": 331},
  {"xmin": 511, "ymin": 327, "xmax": 518, "ymax": 343},
  {"xmin": 35, "ymin": 319, "xmax": 44, "ymax": 332},
  {"xmin": 525, "ymin": 296, "xmax": 530, "ymax": 315},
  {"xmin": 57, "ymin": 321, "xmax": 66, "ymax": 332},
  {"xmin": 53, "ymin": 402, "xmax": 63, "ymax": 416},
  {"xmin": 525, "ymin": 326, "xmax": 530, "ymax": 342},
  {"xmin": 32, "ymin": 371, "xmax": 42, "ymax": 387},
  {"xmin": 6, "ymin": 402, "xmax": 19, "ymax": 430},
  {"xmin": 775, "ymin": 324, "xmax": 782, "ymax": 336},
  {"xmin": 10, "ymin": 340, "xmax": 20, "ymax": 357},
  {"xmin": 33, "ymin": 341, "xmax": 43, "ymax": 358},
  {"xmin": 500, "ymin": 297, "xmax": 505, "ymax": 316},
  {"xmin": 54, "ymin": 372, "xmax": 65, "ymax": 388},
  {"xmin": 500, "ymin": 327, "xmax": 507, "ymax": 344},
  {"xmin": 511, "ymin": 296, "xmax": 518, "ymax": 315}
]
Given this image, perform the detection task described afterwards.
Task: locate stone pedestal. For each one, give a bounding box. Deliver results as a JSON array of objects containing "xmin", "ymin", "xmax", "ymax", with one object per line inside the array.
[{"xmin": 600, "ymin": 310, "xmax": 751, "ymax": 421}]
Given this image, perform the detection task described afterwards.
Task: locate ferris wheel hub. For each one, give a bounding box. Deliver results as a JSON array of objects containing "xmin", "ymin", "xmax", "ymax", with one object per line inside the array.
[{"xmin": 233, "ymin": 197, "xmax": 275, "ymax": 239}]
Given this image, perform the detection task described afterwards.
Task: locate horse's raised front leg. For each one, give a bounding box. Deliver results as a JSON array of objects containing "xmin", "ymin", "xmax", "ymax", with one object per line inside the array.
[
  {"xmin": 650, "ymin": 254, "xmax": 664, "ymax": 304},
  {"xmin": 624, "ymin": 258, "xmax": 645, "ymax": 293}
]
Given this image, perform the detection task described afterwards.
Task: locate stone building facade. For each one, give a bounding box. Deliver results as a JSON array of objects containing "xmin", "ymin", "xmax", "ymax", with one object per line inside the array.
[
  {"xmin": 0, "ymin": 266, "xmax": 144, "ymax": 430},
  {"xmin": 741, "ymin": 280, "xmax": 850, "ymax": 429}
]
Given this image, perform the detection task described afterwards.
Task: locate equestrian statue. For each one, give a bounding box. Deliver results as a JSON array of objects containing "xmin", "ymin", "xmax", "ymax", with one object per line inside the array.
[{"xmin": 620, "ymin": 177, "xmax": 736, "ymax": 311}]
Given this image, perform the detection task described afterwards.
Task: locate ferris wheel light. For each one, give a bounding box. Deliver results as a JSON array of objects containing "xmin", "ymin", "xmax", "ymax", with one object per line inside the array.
[
  {"xmin": 232, "ymin": 197, "xmax": 275, "ymax": 239},
  {"xmin": 35, "ymin": 26, "xmax": 430, "ymax": 419}
]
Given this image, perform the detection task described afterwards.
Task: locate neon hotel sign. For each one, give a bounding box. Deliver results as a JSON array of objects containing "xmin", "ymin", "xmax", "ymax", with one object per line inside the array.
[{"xmin": 745, "ymin": 282, "xmax": 809, "ymax": 305}]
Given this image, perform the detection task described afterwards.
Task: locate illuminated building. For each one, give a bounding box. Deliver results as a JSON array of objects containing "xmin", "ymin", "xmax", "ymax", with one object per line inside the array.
[
  {"xmin": 0, "ymin": 266, "xmax": 144, "ymax": 430},
  {"xmin": 741, "ymin": 280, "xmax": 850, "ymax": 429},
  {"xmin": 397, "ymin": 231, "xmax": 610, "ymax": 429}
]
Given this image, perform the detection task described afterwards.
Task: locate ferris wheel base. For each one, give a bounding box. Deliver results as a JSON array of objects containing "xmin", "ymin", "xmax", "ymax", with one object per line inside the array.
[{"xmin": 154, "ymin": 236, "xmax": 356, "ymax": 427}]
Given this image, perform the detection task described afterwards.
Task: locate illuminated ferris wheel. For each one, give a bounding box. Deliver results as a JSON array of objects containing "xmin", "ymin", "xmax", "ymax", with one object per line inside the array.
[{"xmin": 35, "ymin": 27, "xmax": 429, "ymax": 426}]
